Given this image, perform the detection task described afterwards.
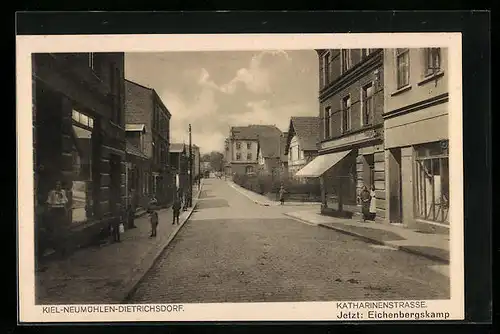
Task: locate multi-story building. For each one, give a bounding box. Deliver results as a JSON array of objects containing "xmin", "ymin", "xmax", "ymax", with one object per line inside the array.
[
  {"xmin": 124, "ymin": 79, "xmax": 173, "ymax": 207},
  {"xmin": 224, "ymin": 125, "xmax": 282, "ymax": 176},
  {"xmin": 296, "ymin": 49, "xmax": 385, "ymax": 219},
  {"xmin": 284, "ymin": 117, "xmax": 321, "ymax": 179},
  {"xmin": 33, "ymin": 52, "xmax": 126, "ymax": 253},
  {"xmin": 383, "ymin": 48, "xmax": 449, "ymax": 233}
]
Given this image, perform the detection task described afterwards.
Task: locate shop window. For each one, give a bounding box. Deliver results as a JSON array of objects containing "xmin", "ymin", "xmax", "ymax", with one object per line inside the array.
[
  {"xmin": 414, "ymin": 141, "xmax": 449, "ymax": 224},
  {"xmin": 70, "ymin": 111, "xmax": 94, "ymax": 223}
]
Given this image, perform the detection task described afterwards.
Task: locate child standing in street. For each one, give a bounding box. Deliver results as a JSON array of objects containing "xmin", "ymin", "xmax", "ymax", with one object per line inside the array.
[
  {"xmin": 279, "ymin": 184, "xmax": 286, "ymax": 205},
  {"xmin": 149, "ymin": 208, "xmax": 159, "ymax": 238},
  {"xmin": 172, "ymin": 196, "xmax": 181, "ymax": 225}
]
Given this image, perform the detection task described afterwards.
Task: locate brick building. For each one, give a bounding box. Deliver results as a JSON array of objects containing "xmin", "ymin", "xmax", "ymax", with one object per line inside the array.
[
  {"xmin": 33, "ymin": 52, "xmax": 126, "ymax": 253},
  {"xmin": 124, "ymin": 79, "xmax": 173, "ymax": 207},
  {"xmin": 296, "ymin": 49, "xmax": 385, "ymax": 219},
  {"xmin": 383, "ymin": 48, "xmax": 449, "ymax": 233}
]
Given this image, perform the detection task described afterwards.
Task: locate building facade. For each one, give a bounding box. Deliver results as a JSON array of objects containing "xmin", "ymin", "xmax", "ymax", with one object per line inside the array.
[
  {"xmin": 296, "ymin": 49, "xmax": 385, "ymax": 219},
  {"xmin": 383, "ymin": 48, "xmax": 449, "ymax": 233},
  {"xmin": 124, "ymin": 79, "xmax": 173, "ymax": 207},
  {"xmin": 225, "ymin": 125, "xmax": 283, "ymax": 176},
  {"xmin": 125, "ymin": 124, "xmax": 150, "ymax": 211},
  {"xmin": 256, "ymin": 135, "xmax": 283, "ymax": 178},
  {"xmin": 33, "ymin": 52, "xmax": 126, "ymax": 252},
  {"xmin": 284, "ymin": 117, "xmax": 321, "ymax": 179},
  {"xmin": 189, "ymin": 144, "xmax": 201, "ymax": 181},
  {"xmin": 169, "ymin": 143, "xmax": 189, "ymax": 194}
]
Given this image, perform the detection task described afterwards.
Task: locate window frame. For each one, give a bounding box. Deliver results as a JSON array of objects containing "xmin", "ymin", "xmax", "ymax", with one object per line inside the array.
[
  {"xmin": 424, "ymin": 48, "xmax": 442, "ymax": 77},
  {"xmin": 360, "ymin": 82, "xmax": 375, "ymax": 127},
  {"xmin": 247, "ymin": 152, "xmax": 252, "ymax": 161},
  {"xmin": 236, "ymin": 152, "xmax": 242, "ymax": 161},
  {"xmin": 323, "ymin": 52, "xmax": 330, "ymax": 86},
  {"xmin": 341, "ymin": 95, "xmax": 352, "ymax": 133},
  {"xmin": 396, "ymin": 48, "xmax": 410, "ymax": 89},
  {"xmin": 324, "ymin": 106, "xmax": 331, "ymax": 139},
  {"xmin": 341, "ymin": 49, "xmax": 352, "ymax": 74},
  {"xmin": 246, "ymin": 142, "xmax": 252, "ymax": 150},
  {"xmin": 236, "ymin": 141, "xmax": 242, "ymax": 150}
]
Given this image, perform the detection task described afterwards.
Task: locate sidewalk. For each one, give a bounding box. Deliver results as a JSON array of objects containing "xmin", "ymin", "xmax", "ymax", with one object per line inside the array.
[
  {"xmin": 284, "ymin": 210, "xmax": 450, "ymax": 264},
  {"xmin": 227, "ymin": 180, "xmax": 321, "ymax": 207},
  {"xmin": 36, "ymin": 182, "xmax": 204, "ymax": 305}
]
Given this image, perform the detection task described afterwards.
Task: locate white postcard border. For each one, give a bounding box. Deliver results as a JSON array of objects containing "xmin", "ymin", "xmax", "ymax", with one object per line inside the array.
[{"xmin": 16, "ymin": 32, "xmax": 464, "ymax": 322}]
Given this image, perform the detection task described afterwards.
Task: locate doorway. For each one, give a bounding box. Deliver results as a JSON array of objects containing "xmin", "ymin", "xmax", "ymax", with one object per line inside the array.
[{"xmin": 388, "ymin": 148, "xmax": 403, "ymax": 224}]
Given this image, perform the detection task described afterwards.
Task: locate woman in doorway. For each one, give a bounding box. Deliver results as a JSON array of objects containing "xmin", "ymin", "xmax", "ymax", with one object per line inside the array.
[
  {"xmin": 369, "ymin": 184, "xmax": 377, "ymax": 221},
  {"xmin": 359, "ymin": 185, "xmax": 371, "ymax": 223}
]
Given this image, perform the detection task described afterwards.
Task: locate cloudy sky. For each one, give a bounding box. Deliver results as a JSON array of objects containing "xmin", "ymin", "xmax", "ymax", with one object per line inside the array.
[{"xmin": 125, "ymin": 50, "xmax": 319, "ymax": 154}]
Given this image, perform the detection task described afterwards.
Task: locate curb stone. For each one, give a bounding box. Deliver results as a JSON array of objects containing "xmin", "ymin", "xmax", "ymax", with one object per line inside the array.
[
  {"xmin": 284, "ymin": 212, "xmax": 448, "ymax": 264},
  {"xmin": 120, "ymin": 182, "xmax": 204, "ymax": 303}
]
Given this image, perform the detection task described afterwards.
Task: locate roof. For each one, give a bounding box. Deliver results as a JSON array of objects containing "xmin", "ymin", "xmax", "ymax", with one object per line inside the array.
[
  {"xmin": 286, "ymin": 116, "xmax": 321, "ymax": 152},
  {"xmin": 126, "ymin": 141, "xmax": 148, "ymax": 159},
  {"xmin": 231, "ymin": 124, "xmax": 282, "ymax": 140},
  {"xmin": 169, "ymin": 143, "xmax": 186, "ymax": 153},
  {"xmin": 258, "ymin": 135, "xmax": 282, "ymax": 159},
  {"xmin": 125, "ymin": 124, "xmax": 146, "ymax": 132}
]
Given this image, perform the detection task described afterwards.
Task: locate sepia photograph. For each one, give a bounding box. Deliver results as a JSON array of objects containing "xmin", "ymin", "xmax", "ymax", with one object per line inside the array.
[{"xmin": 17, "ymin": 33, "xmax": 464, "ymax": 322}]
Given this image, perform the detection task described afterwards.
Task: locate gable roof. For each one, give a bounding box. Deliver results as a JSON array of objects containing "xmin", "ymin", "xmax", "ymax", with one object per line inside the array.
[
  {"xmin": 286, "ymin": 116, "xmax": 321, "ymax": 152},
  {"xmin": 231, "ymin": 124, "xmax": 282, "ymax": 140},
  {"xmin": 169, "ymin": 143, "xmax": 186, "ymax": 153},
  {"xmin": 126, "ymin": 141, "xmax": 148, "ymax": 160}
]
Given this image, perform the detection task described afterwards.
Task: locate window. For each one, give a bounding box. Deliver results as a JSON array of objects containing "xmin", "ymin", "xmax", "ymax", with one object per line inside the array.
[
  {"xmin": 324, "ymin": 106, "xmax": 331, "ymax": 139},
  {"xmin": 71, "ymin": 110, "xmax": 95, "ymax": 223},
  {"xmin": 341, "ymin": 49, "xmax": 352, "ymax": 73},
  {"xmin": 414, "ymin": 141, "xmax": 449, "ymax": 224},
  {"xmin": 425, "ymin": 48, "xmax": 441, "ymax": 76},
  {"xmin": 247, "ymin": 142, "xmax": 251, "ymax": 150},
  {"xmin": 236, "ymin": 152, "xmax": 241, "ymax": 160},
  {"xmin": 396, "ymin": 48, "xmax": 410, "ymax": 88},
  {"xmin": 247, "ymin": 153, "xmax": 252, "ymax": 160},
  {"xmin": 88, "ymin": 53, "xmax": 95, "ymax": 70},
  {"xmin": 236, "ymin": 142, "xmax": 241, "ymax": 150},
  {"xmin": 361, "ymin": 83, "xmax": 374, "ymax": 126},
  {"xmin": 362, "ymin": 48, "xmax": 372, "ymax": 59},
  {"xmin": 245, "ymin": 166, "xmax": 254, "ymax": 175},
  {"xmin": 341, "ymin": 96, "xmax": 352, "ymax": 133},
  {"xmin": 323, "ymin": 52, "xmax": 330, "ymax": 85}
]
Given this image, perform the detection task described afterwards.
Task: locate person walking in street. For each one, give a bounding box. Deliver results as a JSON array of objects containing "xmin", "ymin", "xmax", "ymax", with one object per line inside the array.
[
  {"xmin": 279, "ymin": 184, "xmax": 286, "ymax": 205},
  {"xmin": 359, "ymin": 185, "xmax": 371, "ymax": 223},
  {"xmin": 148, "ymin": 208, "xmax": 159, "ymax": 238},
  {"xmin": 369, "ymin": 184, "xmax": 377, "ymax": 221},
  {"xmin": 172, "ymin": 196, "xmax": 181, "ymax": 225},
  {"xmin": 46, "ymin": 180, "xmax": 69, "ymax": 257}
]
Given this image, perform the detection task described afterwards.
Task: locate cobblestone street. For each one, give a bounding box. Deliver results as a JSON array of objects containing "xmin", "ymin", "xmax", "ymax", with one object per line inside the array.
[{"xmin": 128, "ymin": 178, "xmax": 450, "ymax": 303}]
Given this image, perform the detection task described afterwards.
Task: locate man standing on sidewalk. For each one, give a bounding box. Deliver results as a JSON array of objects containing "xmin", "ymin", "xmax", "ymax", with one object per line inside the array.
[{"xmin": 172, "ymin": 196, "xmax": 181, "ymax": 225}]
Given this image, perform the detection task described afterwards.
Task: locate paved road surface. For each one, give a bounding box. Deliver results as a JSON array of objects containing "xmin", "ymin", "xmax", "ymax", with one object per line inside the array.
[{"xmin": 128, "ymin": 178, "xmax": 449, "ymax": 303}]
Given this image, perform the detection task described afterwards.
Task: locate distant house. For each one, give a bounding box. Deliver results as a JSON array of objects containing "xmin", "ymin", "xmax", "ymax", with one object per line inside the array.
[
  {"xmin": 169, "ymin": 143, "xmax": 188, "ymax": 192},
  {"xmin": 257, "ymin": 134, "xmax": 285, "ymax": 179},
  {"xmin": 284, "ymin": 116, "xmax": 321, "ymax": 178},
  {"xmin": 224, "ymin": 125, "xmax": 283, "ymax": 176}
]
